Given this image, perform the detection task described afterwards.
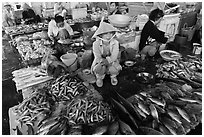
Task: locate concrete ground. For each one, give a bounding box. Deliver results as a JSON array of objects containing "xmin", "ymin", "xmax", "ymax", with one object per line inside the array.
[{"xmin": 2, "ymin": 32, "xmax": 201, "ymax": 135}]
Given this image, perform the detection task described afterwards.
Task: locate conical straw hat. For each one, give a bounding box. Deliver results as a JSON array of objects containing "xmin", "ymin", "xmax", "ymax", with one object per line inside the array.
[{"xmin": 92, "ymin": 22, "xmax": 119, "ymax": 38}]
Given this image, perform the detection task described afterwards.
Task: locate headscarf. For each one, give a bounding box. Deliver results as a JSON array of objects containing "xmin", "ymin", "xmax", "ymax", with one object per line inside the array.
[{"xmin": 22, "ymin": 3, "xmax": 32, "ymax": 10}]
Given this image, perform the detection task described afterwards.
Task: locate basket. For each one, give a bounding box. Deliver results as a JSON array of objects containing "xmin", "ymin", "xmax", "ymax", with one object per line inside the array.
[{"xmin": 60, "ymin": 53, "xmax": 78, "ymax": 71}]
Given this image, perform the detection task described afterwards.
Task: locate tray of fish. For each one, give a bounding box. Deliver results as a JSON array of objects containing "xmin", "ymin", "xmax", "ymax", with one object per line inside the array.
[{"xmin": 125, "ymin": 81, "xmax": 202, "ymax": 135}]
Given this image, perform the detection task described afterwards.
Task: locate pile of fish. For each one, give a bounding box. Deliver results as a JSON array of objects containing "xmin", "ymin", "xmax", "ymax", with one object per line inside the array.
[
  {"xmin": 15, "ymin": 74, "xmax": 114, "ymax": 135},
  {"xmin": 156, "ymin": 58, "xmax": 201, "ymax": 80},
  {"xmin": 156, "ymin": 58, "xmax": 202, "ymax": 88},
  {"xmin": 50, "ymin": 74, "xmax": 89, "ymax": 101},
  {"xmin": 14, "ymin": 87, "xmax": 55, "ymax": 135},
  {"xmin": 124, "ymin": 81, "xmax": 202, "ymax": 135}
]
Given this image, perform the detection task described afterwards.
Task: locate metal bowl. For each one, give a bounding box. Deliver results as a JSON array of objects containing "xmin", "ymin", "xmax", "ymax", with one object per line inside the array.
[
  {"xmin": 124, "ymin": 60, "xmax": 135, "ymax": 67},
  {"xmin": 136, "ymin": 72, "xmax": 154, "ymax": 84},
  {"xmin": 108, "ymin": 14, "xmax": 131, "ymax": 28},
  {"xmin": 160, "ymin": 50, "xmax": 182, "ymax": 61},
  {"xmin": 82, "ymin": 69, "xmax": 91, "ymax": 75}
]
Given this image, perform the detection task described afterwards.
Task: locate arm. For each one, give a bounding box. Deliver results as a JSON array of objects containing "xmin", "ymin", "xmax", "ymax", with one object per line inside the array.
[
  {"xmin": 106, "ymin": 40, "xmax": 119, "ymax": 63},
  {"xmin": 47, "ymin": 21, "xmax": 54, "ymax": 40},
  {"xmin": 93, "ymin": 41, "xmax": 103, "ymax": 60},
  {"xmin": 150, "ymin": 25, "xmax": 168, "ymax": 44},
  {"xmin": 64, "ymin": 22, "xmax": 74, "ymax": 36}
]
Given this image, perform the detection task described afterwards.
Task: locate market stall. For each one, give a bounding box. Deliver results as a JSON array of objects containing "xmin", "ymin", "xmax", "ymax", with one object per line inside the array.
[{"xmin": 4, "ymin": 2, "xmax": 202, "ymax": 135}]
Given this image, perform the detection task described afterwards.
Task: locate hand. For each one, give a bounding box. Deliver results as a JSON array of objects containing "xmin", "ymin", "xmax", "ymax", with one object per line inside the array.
[{"xmin": 101, "ymin": 58, "xmax": 109, "ymax": 66}]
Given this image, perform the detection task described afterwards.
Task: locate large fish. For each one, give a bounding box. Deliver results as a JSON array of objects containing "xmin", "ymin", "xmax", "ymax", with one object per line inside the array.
[
  {"xmin": 137, "ymin": 100, "xmax": 150, "ymax": 115},
  {"xmin": 107, "ymin": 121, "xmax": 119, "ymax": 135},
  {"xmin": 115, "ymin": 91, "xmax": 143, "ymax": 122},
  {"xmin": 158, "ymin": 124, "xmax": 172, "ymax": 135},
  {"xmin": 162, "ymin": 122, "xmax": 177, "ymax": 135},
  {"xmin": 175, "ymin": 106, "xmax": 191, "ymax": 123},
  {"xmin": 148, "ymin": 97, "xmax": 165, "ymax": 107},
  {"xmin": 111, "ymin": 98, "xmax": 138, "ymax": 130},
  {"xmin": 133, "ymin": 103, "xmax": 147, "ymax": 119},
  {"xmin": 167, "ymin": 110, "xmax": 182, "ymax": 124},
  {"xmin": 179, "ymin": 97, "xmax": 201, "ymax": 104},
  {"xmin": 160, "ymin": 91, "xmax": 173, "ymax": 100},
  {"xmin": 118, "ymin": 119, "xmax": 136, "ymax": 135},
  {"xmin": 161, "ymin": 117, "xmax": 178, "ymax": 128},
  {"xmin": 149, "ymin": 104, "xmax": 159, "ymax": 122},
  {"xmin": 92, "ymin": 125, "xmax": 108, "ymax": 135},
  {"xmin": 139, "ymin": 126, "xmax": 163, "ymax": 135}
]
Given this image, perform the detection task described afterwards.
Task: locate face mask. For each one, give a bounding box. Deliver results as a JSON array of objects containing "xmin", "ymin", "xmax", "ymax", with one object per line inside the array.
[{"xmin": 97, "ymin": 34, "xmax": 116, "ymax": 43}]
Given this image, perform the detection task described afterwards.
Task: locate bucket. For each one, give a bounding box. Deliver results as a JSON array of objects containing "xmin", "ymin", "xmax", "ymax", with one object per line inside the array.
[
  {"xmin": 174, "ymin": 34, "xmax": 187, "ymax": 46},
  {"xmin": 60, "ymin": 53, "xmax": 78, "ymax": 71},
  {"xmin": 193, "ymin": 43, "xmax": 202, "ymax": 55}
]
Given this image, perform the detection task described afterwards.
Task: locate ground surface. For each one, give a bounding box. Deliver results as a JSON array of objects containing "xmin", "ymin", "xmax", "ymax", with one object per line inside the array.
[{"xmin": 2, "ymin": 33, "xmax": 201, "ymax": 135}]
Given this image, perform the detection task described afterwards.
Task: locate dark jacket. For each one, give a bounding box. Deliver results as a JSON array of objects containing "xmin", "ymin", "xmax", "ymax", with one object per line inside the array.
[
  {"xmin": 139, "ymin": 20, "xmax": 168, "ymax": 51},
  {"xmin": 22, "ymin": 9, "xmax": 36, "ymax": 20}
]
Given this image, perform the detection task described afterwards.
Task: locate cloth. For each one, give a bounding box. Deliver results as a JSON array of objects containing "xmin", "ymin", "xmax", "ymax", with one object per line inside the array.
[
  {"xmin": 151, "ymin": 2, "xmax": 166, "ymax": 11},
  {"xmin": 91, "ymin": 39, "xmax": 122, "ymax": 76},
  {"xmin": 48, "ymin": 19, "xmax": 74, "ymax": 39},
  {"xmin": 139, "ymin": 20, "xmax": 168, "ymax": 51},
  {"xmin": 2, "ymin": 8, "xmax": 15, "ymax": 27},
  {"xmin": 54, "ymin": 3, "xmax": 67, "ymax": 17},
  {"xmin": 110, "ymin": 9, "xmax": 121, "ymax": 15},
  {"xmin": 92, "ymin": 22, "xmax": 119, "ymax": 38},
  {"xmin": 22, "ymin": 9, "xmax": 41, "ymax": 24}
]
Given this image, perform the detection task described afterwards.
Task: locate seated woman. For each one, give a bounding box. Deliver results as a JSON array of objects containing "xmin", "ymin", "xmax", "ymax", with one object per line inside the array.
[
  {"xmin": 139, "ymin": 8, "xmax": 169, "ymax": 60},
  {"xmin": 2, "ymin": 3, "xmax": 16, "ymax": 28},
  {"xmin": 91, "ymin": 22, "xmax": 122, "ymax": 87},
  {"xmin": 22, "ymin": 3, "xmax": 41, "ymax": 24},
  {"xmin": 109, "ymin": 2, "xmax": 121, "ymax": 15},
  {"xmin": 48, "ymin": 15, "xmax": 74, "ymax": 42}
]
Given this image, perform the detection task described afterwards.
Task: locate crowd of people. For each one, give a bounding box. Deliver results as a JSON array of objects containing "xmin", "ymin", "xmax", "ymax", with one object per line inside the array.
[{"xmin": 2, "ymin": 2, "xmax": 201, "ymax": 87}]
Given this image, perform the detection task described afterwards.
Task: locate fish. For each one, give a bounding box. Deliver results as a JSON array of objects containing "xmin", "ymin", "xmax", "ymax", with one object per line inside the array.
[
  {"xmin": 149, "ymin": 104, "xmax": 159, "ymax": 122},
  {"xmin": 179, "ymin": 97, "xmax": 201, "ymax": 104},
  {"xmin": 152, "ymin": 119, "xmax": 159, "ymax": 129},
  {"xmin": 148, "ymin": 97, "xmax": 165, "ymax": 107},
  {"xmin": 154, "ymin": 104, "xmax": 166, "ymax": 113},
  {"xmin": 176, "ymin": 124, "xmax": 186, "ymax": 135},
  {"xmin": 138, "ymin": 101, "xmax": 150, "ymax": 115},
  {"xmin": 160, "ymin": 91, "xmax": 173, "ymax": 100},
  {"xmin": 139, "ymin": 126, "xmax": 163, "ymax": 135},
  {"xmin": 139, "ymin": 91, "xmax": 149, "ymax": 97},
  {"xmin": 119, "ymin": 119, "xmax": 136, "ymax": 135},
  {"xmin": 115, "ymin": 91, "xmax": 143, "ymax": 122},
  {"xmin": 162, "ymin": 122, "xmax": 177, "ymax": 135},
  {"xmin": 133, "ymin": 104, "xmax": 147, "ymax": 119},
  {"xmin": 111, "ymin": 98, "xmax": 138, "ymax": 130},
  {"xmin": 185, "ymin": 104, "xmax": 202, "ymax": 114},
  {"xmin": 175, "ymin": 106, "xmax": 191, "ymax": 123},
  {"xmin": 167, "ymin": 110, "xmax": 182, "ymax": 124},
  {"xmin": 107, "ymin": 121, "xmax": 119, "ymax": 135},
  {"xmin": 92, "ymin": 125, "xmax": 108, "ymax": 135},
  {"xmin": 134, "ymin": 94, "xmax": 145, "ymax": 101},
  {"xmin": 161, "ymin": 117, "xmax": 178, "ymax": 128},
  {"xmin": 158, "ymin": 125, "xmax": 171, "ymax": 135}
]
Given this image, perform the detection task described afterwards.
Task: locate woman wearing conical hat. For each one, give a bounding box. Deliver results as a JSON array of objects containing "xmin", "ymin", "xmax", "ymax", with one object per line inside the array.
[{"xmin": 91, "ymin": 22, "xmax": 122, "ymax": 87}]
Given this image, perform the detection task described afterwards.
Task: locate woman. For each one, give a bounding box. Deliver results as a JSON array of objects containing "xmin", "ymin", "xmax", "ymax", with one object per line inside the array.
[
  {"xmin": 109, "ymin": 2, "xmax": 121, "ymax": 15},
  {"xmin": 22, "ymin": 3, "xmax": 41, "ymax": 24},
  {"xmin": 139, "ymin": 8, "xmax": 169, "ymax": 60},
  {"xmin": 54, "ymin": 2, "xmax": 67, "ymax": 18},
  {"xmin": 2, "ymin": 3, "xmax": 16, "ymax": 28},
  {"xmin": 91, "ymin": 22, "xmax": 122, "ymax": 87},
  {"xmin": 48, "ymin": 15, "xmax": 74, "ymax": 42}
]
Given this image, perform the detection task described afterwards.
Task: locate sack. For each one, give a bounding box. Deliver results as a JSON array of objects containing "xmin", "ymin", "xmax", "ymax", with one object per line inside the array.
[{"xmin": 181, "ymin": 23, "xmax": 196, "ymax": 41}]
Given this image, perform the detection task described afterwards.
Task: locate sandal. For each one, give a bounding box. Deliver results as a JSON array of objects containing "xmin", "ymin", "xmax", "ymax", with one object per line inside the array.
[
  {"xmin": 96, "ymin": 79, "xmax": 103, "ymax": 87},
  {"xmin": 111, "ymin": 77, "xmax": 118, "ymax": 86}
]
